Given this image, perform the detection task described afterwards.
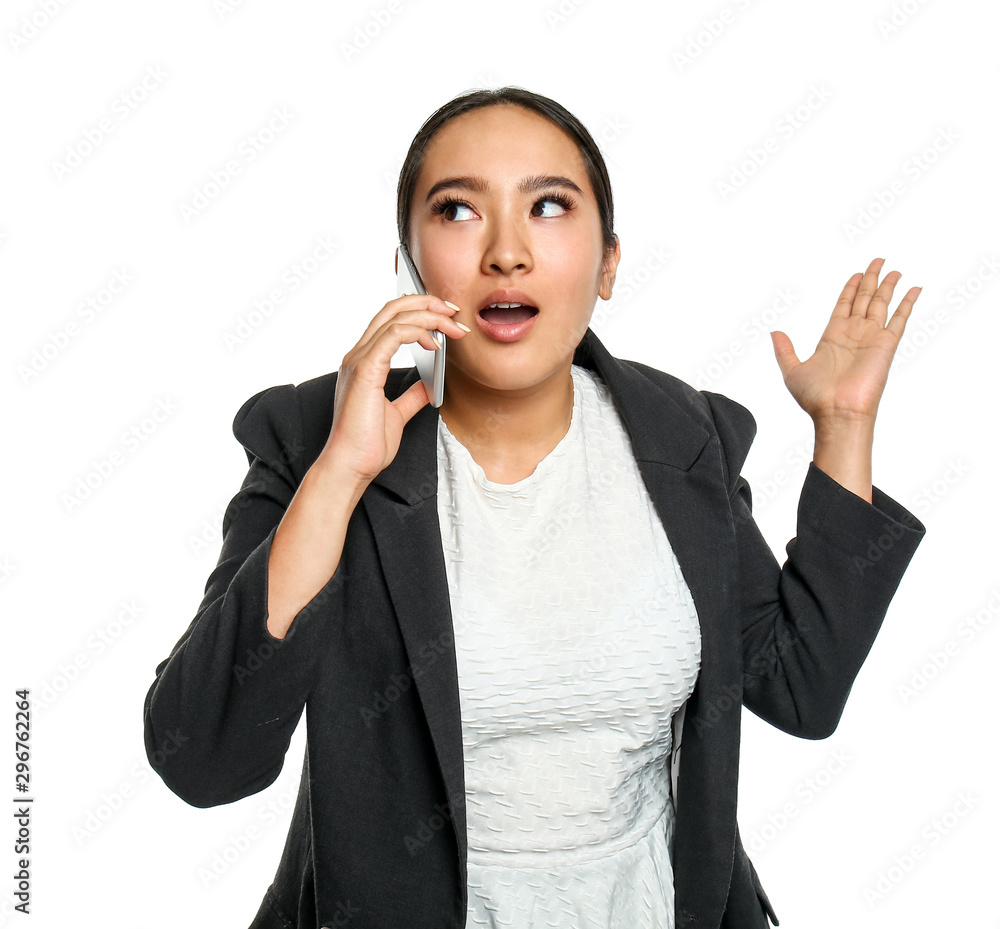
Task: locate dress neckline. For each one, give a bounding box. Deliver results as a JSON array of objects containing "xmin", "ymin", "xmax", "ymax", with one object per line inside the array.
[{"xmin": 438, "ymin": 366, "xmax": 586, "ymax": 493}]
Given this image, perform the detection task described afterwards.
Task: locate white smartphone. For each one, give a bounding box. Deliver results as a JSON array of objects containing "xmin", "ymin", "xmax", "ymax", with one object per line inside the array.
[{"xmin": 396, "ymin": 244, "xmax": 445, "ymax": 407}]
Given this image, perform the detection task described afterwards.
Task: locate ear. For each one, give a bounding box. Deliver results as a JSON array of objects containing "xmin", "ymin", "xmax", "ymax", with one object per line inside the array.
[{"xmin": 598, "ymin": 235, "xmax": 621, "ymax": 301}]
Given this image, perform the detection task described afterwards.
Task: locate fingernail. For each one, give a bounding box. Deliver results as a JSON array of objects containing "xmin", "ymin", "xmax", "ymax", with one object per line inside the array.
[
  {"xmin": 444, "ymin": 301, "xmax": 461, "ymax": 311},
  {"xmin": 455, "ymin": 321, "xmax": 471, "ymax": 332}
]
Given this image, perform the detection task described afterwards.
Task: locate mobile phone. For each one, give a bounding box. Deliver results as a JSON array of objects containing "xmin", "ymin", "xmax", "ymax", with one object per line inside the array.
[{"xmin": 396, "ymin": 244, "xmax": 445, "ymax": 408}]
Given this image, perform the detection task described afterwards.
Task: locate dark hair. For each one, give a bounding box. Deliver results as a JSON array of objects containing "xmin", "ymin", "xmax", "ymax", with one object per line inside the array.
[{"xmin": 396, "ymin": 86, "xmax": 617, "ymax": 258}]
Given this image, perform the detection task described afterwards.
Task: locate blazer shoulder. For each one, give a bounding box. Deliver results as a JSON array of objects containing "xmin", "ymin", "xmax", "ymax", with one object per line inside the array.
[
  {"xmin": 618, "ymin": 359, "xmax": 757, "ymax": 488},
  {"xmin": 232, "ymin": 381, "xmax": 300, "ymax": 468},
  {"xmin": 700, "ymin": 389, "xmax": 757, "ymax": 491}
]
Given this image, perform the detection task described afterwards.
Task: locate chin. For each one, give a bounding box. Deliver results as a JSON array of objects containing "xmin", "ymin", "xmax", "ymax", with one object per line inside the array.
[{"xmin": 449, "ymin": 355, "xmax": 568, "ymax": 395}]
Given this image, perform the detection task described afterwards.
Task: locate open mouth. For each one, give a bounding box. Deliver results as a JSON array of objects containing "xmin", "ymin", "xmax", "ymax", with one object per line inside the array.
[{"xmin": 478, "ymin": 305, "xmax": 539, "ymax": 325}]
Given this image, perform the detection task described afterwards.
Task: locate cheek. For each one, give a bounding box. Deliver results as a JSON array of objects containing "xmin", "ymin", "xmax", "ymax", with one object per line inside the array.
[
  {"xmin": 439, "ymin": 246, "xmax": 477, "ymax": 279},
  {"xmin": 418, "ymin": 243, "xmax": 473, "ymax": 299},
  {"xmin": 551, "ymin": 226, "xmax": 601, "ymax": 269},
  {"xmin": 555, "ymin": 251, "xmax": 604, "ymax": 301}
]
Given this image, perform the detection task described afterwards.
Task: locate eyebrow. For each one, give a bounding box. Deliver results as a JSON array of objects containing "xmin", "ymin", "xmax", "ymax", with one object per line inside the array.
[{"xmin": 424, "ymin": 174, "xmax": 584, "ymax": 203}]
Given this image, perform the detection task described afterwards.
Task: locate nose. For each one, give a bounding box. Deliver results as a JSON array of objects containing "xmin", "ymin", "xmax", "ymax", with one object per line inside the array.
[{"xmin": 480, "ymin": 206, "xmax": 533, "ymax": 277}]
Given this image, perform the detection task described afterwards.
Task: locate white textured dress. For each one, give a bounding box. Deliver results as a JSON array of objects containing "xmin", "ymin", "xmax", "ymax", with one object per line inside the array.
[{"xmin": 436, "ymin": 364, "xmax": 702, "ymax": 929}]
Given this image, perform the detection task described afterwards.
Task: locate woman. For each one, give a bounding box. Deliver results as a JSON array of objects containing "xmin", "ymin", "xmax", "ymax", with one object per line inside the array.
[{"xmin": 144, "ymin": 87, "xmax": 926, "ymax": 929}]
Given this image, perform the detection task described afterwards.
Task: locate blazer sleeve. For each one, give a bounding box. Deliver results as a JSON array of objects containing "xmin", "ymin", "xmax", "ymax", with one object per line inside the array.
[
  {"xmin": 703, "ymin": 391, "xmax": 926, "ymax": 740},
  {"xmin": 143, "ymin": 384, "xmax": 347, "ymax": 807}
]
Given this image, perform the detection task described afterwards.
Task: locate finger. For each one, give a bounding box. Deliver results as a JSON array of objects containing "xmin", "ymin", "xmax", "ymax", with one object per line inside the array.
[
  {"xmin": 865, "ymin": 269, "xmax": 903, "ymax": 326},
  {"xmin": 381, "ymin": 307, "xmax": 468, "ymax": 338},
  {"xmin": 770, "ymin": 330, "xmax": 800, "ymax": 381},
  {"xmin": 355, "ymin": 320, "xmax": 447, "ymax": 373},
  {"xmin": 885, "ymin": 286, "xmax": 922, "ymax": 341},
  {"xmin": 852, "ymin": 257, "xmax": 886, "ymax": 318},
  {"xmin": 392, "ymin": 378, "xmax": 431, "ymax": 424},
  {"xmin": 832, "ymin": 272, "xmax": 863, "ymax": 320},
  {"xmin": 359, "ymin": 296, "xmax": 457, "ymax": 346},
  {"xmin": 358, "ymin": 295, "xmax": 459, "ymax": 346},
  {"xmin": 362, "ymin": 311, "xmax": 467, "ymax": 363}
]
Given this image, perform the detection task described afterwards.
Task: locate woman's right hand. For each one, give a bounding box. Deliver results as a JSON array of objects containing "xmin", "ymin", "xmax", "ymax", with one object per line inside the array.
[{"xmin": 318, "ymin": 294, "xmax": 470, "ymax": 483}]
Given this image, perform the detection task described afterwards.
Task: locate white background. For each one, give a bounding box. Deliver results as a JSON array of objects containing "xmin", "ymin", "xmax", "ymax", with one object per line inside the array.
[{"xmin": 3, "ymin": 0, "xmax": 997, "ymax": 925}]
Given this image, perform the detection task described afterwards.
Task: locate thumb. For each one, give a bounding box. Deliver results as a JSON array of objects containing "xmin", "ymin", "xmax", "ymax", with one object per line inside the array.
[
  {"xmin": 769, "ymin": 330, "xmax": 800, "ymax": 381},
  {"xmin": 392, "ymin": 378, "xmax": 431, "ymax": 424}
]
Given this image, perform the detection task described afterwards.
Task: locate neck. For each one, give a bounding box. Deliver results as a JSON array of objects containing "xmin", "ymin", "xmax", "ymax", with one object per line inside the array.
[{"xmin": 437, "ymin": 362, "xmax": 575, "ymax": 465}]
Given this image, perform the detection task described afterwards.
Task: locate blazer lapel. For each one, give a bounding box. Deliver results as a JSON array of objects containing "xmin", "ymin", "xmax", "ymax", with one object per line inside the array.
[
  {"xmin": 361, "ymin": 372, "xmax": 472, "ymax": 886},
  {"xmin": 573, "ymin": 329, "xmax": 744, "ymax": 925},
  {"xmin": 363, "ymin": 327, "xmax": 742, "ymax": 924}
]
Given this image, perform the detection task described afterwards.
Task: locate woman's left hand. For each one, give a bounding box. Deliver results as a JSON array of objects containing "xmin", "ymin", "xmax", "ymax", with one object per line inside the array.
[{"xmin": 770, "ymin": 257, "xmax": 922, "ymax": 427}]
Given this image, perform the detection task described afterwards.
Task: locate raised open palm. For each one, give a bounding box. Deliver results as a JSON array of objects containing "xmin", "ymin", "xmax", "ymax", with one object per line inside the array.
[{"xmin": 770, "ymin": 257, "xmax": 922, "ymax": 424}]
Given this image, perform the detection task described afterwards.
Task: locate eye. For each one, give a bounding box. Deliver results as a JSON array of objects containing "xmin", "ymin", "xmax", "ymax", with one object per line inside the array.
[
  {"xmin": 530, "ymin": 194, "xmax": 576, "ymax": 218},
  {"xmin": 429, "ymin": 192, "xmax": 577, "ymax": 223},
  {"xmin": 429, "ymin": 197, "xmax": 478, "ymax": 222}
]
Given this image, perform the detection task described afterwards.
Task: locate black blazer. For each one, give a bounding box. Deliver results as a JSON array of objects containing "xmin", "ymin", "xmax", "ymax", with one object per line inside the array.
[{"xmin": 144, "ymin": 327, "xmax": 925, "ymax": 929}]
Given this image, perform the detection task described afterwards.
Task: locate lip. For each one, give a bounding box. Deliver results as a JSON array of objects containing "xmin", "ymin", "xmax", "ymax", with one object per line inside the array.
[
  {"xmin": 476, "ymin": 309, "xmax": 538, "ymax": 342},
  {"xmin": 475, "ymin": 287, "xmax": 540, "ymax": 343},
  {"xmin": 477, "ymin": 288, "xmax": 539, "ymax": 313}
]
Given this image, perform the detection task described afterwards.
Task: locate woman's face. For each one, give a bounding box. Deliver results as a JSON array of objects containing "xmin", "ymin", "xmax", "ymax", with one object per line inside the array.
[{"xmin": 408, "ymin": 104, "xmax": 620, "ymax": 396}]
